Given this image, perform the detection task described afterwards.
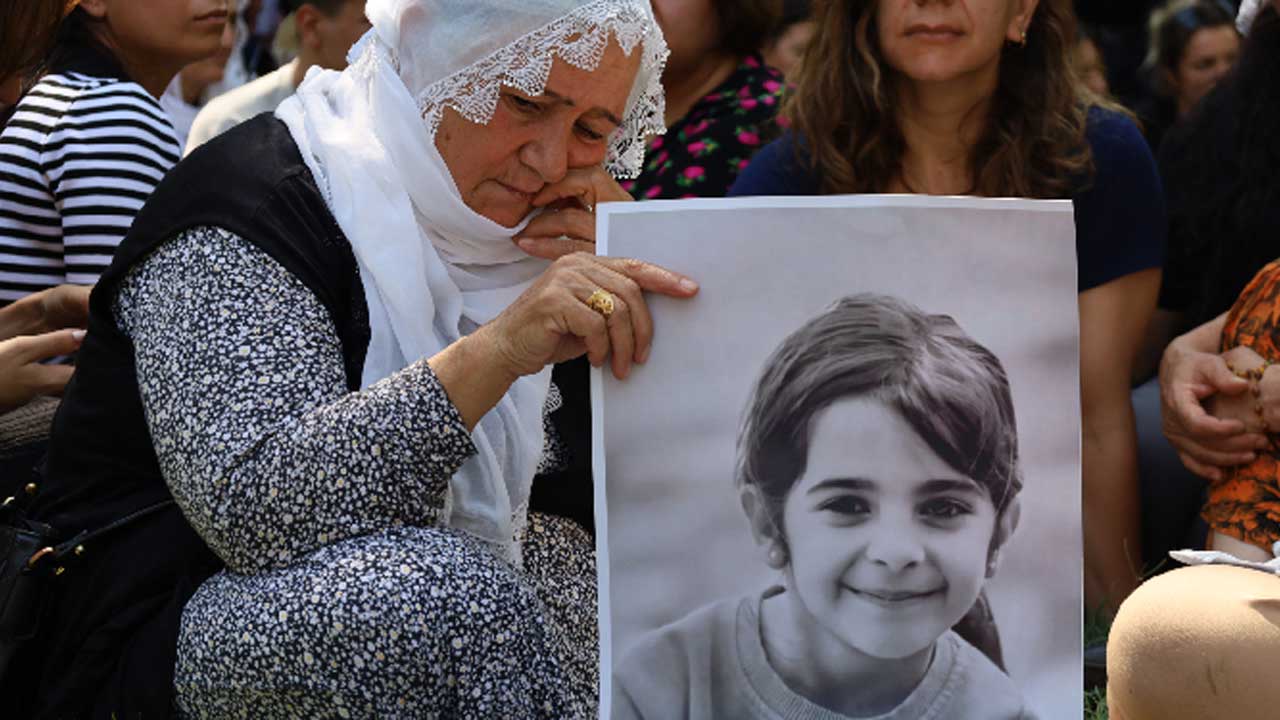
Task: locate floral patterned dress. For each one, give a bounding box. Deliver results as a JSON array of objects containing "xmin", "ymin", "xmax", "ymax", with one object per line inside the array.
[
  {"xmin": 1205, "ymin": 260, "xmax": 1280, "ymax": 550},
  {"xmin": 621, "ymin": 54, "xmax": 785, "ymax": 200}
]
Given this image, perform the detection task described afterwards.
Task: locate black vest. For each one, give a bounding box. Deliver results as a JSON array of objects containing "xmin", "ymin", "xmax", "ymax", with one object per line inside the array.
[{"xmin": 21, "ymin": 116, "xmax": 370, "ymax": 718}]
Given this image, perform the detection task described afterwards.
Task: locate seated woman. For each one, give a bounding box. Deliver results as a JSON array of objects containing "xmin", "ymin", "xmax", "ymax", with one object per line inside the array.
[
  {"xmin": 15, "ymin": 0, "xmax": 696, "ymax": 717},
  {"xmin": 619, "ymin": 0, "xmax": 785, "ymax": 200},
  {"xmin": 729, "ymin": 0, "xmax": 1165, "ymax": 616},
  {"xmin": 1110, "ymin": 7, "xmax": 1280, "ymax": 715},
  {"xmin": 614, "ymin": 294, "xmax": 1028, "ymax": 719}
]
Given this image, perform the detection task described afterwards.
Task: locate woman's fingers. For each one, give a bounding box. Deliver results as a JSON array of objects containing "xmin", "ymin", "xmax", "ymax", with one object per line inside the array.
[
  {"xmin": 560, "ymin": 298, "xmax": 611, "ymax": 368},
  {"xmin": 1176, "ymin": 451, "xmax": 1226, "ymax": 482},
  {"xmin": 530, "ymin": 166, "xmax": 633, "ymax": 210},
  {"xmin": 595, "ymin": 256, "xmax": 699, "ymax": 298},
  {"xmin": 516, "ymin": 230, "xmax": 596, "ymax": 261},
  {"xmin": 27, "ymin": 363, "xmax": 76, "ymax": 397},
  {"xmin": 575, "ymin": 260, "xmax": 650, "ymax": 367},
  {"xmin": 13, "ymin": 328, "xmax": 85, "ymax": 363}
]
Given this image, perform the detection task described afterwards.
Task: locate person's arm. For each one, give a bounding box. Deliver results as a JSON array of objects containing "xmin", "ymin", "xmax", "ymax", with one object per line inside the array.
[
  {"xmin": 1080, "ymin": 268, "xmax": 1159, "ymax": 612},
  {"xmin": 119, "ymin": 228, "xmax": 697, "ymax": 574},
  {"xmin": 116, "ymin": 227, "xmax": 482, "ymax": 574},
  {"xmin": 1133, "ymin": 308, "xmax": 1184, "ymax": 385},
  {"xmin": 46, "ymin": 81, "xmax": 180, "ymax": 286}
]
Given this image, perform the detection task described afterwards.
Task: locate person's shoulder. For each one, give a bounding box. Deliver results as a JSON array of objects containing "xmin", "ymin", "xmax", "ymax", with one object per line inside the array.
[
  {"xmin": 1083, "ymin": 105, "xmax": 1151, "ymax": 175},
  {"xmin": 727, "ymin": 131, "xmax": 819, "ymax": 196},
  {"xmin": 611, "ymin": 595, "xmax": 744, "ymax": 719},
  {"xmin": 196, "ymin": 64, "xmax": 293, "ymax": 128},
  {"xmin": 616, "ymin": 595, "xmax": 739, "ymax": 672},
  {"xmin": 944, "ymin": 632, "xmax": 1030, "ymax": 719}
]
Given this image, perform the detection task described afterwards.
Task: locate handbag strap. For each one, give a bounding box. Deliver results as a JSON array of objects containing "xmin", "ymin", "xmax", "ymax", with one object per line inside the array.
[{"xmin": 27, "ymin": 499, "xmax": 176, "ymax": 572}]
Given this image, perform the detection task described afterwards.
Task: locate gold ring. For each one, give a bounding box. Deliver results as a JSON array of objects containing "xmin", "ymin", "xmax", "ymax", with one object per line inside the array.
[{"xmin": 586, "ymin": 289, "xmax": 615, "ymax": 318}]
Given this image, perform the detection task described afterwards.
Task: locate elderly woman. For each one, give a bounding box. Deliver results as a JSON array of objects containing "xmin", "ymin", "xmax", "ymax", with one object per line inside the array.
[
  {"xmin": 16, "ymin": 0, "xmax": 694, "ymax": 717},
  {"xmin": 729, "ymin": 0, "xmax": 1165, "ymax": 619}
]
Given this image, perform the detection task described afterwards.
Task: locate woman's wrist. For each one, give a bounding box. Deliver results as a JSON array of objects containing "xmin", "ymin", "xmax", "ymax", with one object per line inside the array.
[{"xmin": 428, "ymin": 330, "xmax": 523, "ymax": 431}]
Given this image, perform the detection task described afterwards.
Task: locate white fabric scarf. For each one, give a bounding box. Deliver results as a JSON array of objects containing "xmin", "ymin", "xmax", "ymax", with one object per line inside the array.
[
  {"xmin": 276, "ymin": 40, "xmax": 553, "ymax": 564},
  {"xmin": 274, "ymin": 0, "xmax": 667, "ymax": 564}
]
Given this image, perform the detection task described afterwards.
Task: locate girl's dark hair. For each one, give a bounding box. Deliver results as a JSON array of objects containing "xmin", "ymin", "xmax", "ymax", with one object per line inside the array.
[
  {"xmin": 1142, "ymin": 0, "xmax": 1237, "ymax": 97},
  {"xmin": 712, "ymin": 0, "xmax": 783, "ymax": 58},
  {"xmin": 784, "ymin": 0, "xmax": 1122, "ymax": 199},
  {"xmin": 736, "ymin": 294, "xmax": 1022, "ymax": 536},
  {"xmin": 42, "ymin": 7, "xmax": 126, "ymax": 80},
  {"xmin": 1, "ymin": 0, "xmax": 65, "ymax": 82},
  {"xmin": 1161, "ymin": 5, "xmax": 1280, "ymax": 327}
]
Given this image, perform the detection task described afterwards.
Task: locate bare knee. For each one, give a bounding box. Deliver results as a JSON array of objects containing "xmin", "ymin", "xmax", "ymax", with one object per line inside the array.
[{"xmin": 1108, "ymin": 565, "xmax": 1280, "ymax": 719}]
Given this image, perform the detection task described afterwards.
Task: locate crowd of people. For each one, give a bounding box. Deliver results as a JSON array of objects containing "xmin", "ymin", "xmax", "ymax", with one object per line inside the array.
[{"xmin": 0, "ymin": 0, "xmax": 1277, "ymax": 717}]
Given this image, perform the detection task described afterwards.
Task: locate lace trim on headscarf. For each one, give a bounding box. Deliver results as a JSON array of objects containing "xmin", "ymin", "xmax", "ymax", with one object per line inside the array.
[{"xmin": 347, "ymin": 0, "xmax": 667, "ymax": 179}]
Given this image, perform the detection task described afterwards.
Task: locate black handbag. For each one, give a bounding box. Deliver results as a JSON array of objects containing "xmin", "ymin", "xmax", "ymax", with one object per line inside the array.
[{"xmin": 0, "ymin": 487, "xmax": 173, "ymax": 682}]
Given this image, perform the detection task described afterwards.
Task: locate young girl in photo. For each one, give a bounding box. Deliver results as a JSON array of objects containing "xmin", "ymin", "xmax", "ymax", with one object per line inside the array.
[{"xmin": 612, "ymin": 294, "xmax": 1031, "ymax": 720}]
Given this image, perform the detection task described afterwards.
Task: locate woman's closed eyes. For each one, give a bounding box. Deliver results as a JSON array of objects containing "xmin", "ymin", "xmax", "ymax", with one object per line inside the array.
[{"xmin": 502, "ymin": 92, "xmax": 609, "ymax": 142}]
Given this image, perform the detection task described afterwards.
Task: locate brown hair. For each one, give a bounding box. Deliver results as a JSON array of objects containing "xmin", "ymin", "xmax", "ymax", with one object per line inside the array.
[
  {"xmin": 1143, "ymin": 0, "xmax": 1237, "ymax": 97},
  {"xmin": 712, "ymin": 0, "xmax": 783, "ymax": 58},
  {"xmin": 785, "ymin": 0, "xmax": 1119, "ymax": 199},
  {"xmin": 0, "ymin": 0, "xmax": 66, "ymax": 82}
]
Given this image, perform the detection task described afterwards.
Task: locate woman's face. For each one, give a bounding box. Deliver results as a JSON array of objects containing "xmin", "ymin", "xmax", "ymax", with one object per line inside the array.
[
  {"xmin": 81, "ymin": 0, "xmax": 230, "ymax": 68},
  {"xmin": 650, "ymin": 0, "xmax": 722, "ymax": 72},
  {"xmin": 435, "ymin": 41, "xmax": 640, "ymax": 228},
  {"xmin": 764, "ymin": 21, "xmax": 818, "ymax": 78},
  {"xmin": 1173, "ymin": 25, "xmax": 1239, "ymax": 116},
  {"xmin": 778, "ymin": 397, "xmax": 999, "ymax": 660},
  {"xmin": 876, "ymin": 0, "xmax": 1038, "ymax": 86},
  {"xmin": 1073, "ymin": 37, "xmax": 1109, "ymax": 97}
]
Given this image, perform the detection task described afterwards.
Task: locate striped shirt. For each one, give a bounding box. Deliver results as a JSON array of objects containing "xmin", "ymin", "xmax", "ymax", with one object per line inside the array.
[{"xmin": 0, "ymin": 70, "xmax": 179, "ymax": 306}]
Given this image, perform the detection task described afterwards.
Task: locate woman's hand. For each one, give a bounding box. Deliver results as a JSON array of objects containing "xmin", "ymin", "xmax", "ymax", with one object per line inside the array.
[
  {"xmin": 0, "ymin": 284, "xmax": 91, "ymax": 341},
  {"xmin": 1160, "ymin": 335, "xmax": 1265, "ymax": 480},
  {"xmin": 431, "ymin": 253, "xmax": 696, "ymax": 430},
  {"xmin": 0, "ymin": 329, "xmax": 86, "ymax": 412},
  {"xmin": 35, "ymin": 284, "xmax": 91, "ymax": 335},
  {"xmin": 480, "ymin": 252, "xmax": 697, "ymax": 381},
  {"xmin": 515, "ymin": 166, "xmax": 634, "ymax": 260}
]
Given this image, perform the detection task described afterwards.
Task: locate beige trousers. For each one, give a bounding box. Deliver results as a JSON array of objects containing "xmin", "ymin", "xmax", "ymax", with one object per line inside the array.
[{"xmin": 1107, "ymin": 564, "xmax": 1280, "ymax": 719}]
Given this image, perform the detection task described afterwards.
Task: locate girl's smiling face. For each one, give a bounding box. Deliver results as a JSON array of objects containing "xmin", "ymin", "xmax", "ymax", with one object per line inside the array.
[{"xmin": 776, "ymin": 396, "xmax": 1001, "ymax": 660}]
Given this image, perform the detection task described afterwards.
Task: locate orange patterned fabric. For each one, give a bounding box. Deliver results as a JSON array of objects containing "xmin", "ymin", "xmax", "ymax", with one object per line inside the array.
[{"xmin": 1205, "ymin": 260, "xmax": 1280, "ymax": 550}]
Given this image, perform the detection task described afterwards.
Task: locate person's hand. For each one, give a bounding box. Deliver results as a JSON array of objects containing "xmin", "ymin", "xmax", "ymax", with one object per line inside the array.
[
  {"xmin": 476, "ymin": 252, "xmax": 697, "ymax": 381},
  {"xmin": 514, "ymin": 166, "xmax": 633, "ymax": 260},
  {"xmin": 1160, "ymin": 340, "xmax": 1266, "ymax": 480},
  {"xmin": 0, "ymin": 329, "xmax": 86, "ymax": 413},
  {"xmin": 35, "ymin": 284, "xmax": 91, "ymax": 334}
]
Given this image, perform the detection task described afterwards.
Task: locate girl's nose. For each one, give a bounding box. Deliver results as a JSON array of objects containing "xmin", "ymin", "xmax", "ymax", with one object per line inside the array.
[{"xmin": 864, "ymin": 530, "xmax": 926, "ymax": 572}]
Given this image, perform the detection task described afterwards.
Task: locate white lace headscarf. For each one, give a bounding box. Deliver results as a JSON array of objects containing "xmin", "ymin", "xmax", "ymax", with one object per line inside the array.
[{"xmin": 275, "ymin": 0, "xmax": 667, "ymax": 564}]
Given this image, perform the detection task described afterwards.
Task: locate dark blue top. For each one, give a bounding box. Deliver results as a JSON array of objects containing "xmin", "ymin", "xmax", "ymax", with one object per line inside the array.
[{"xmin": 728, "ymin": 108, "xmax": 1165, "ymax": 293}]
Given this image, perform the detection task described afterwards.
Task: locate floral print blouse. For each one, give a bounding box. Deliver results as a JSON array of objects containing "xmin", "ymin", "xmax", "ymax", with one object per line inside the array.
[{"xmin": 622, "ymin": 54, "xmax": 785, "ymax": 200}]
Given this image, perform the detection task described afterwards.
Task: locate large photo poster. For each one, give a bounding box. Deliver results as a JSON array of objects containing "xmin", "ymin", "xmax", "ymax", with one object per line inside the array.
[{"xmin": 593, "ymin": 196, "xmax": 1080, "ymax": 720}]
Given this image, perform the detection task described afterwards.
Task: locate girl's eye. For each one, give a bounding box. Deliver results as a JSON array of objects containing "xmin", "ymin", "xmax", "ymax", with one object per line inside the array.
[
  {"xmin": 918, "ymin": 498, "xmax": 973, "ymax": 521},
  {"xmin": 817, "ymin": 495, "xmax": 870, "ymax": 517}
]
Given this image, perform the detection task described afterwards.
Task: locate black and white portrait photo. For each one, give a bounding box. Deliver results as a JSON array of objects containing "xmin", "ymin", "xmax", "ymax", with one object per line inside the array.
[{"xmin": 592, "ymin": 196, "xmax": 1081, "ymax": 719}]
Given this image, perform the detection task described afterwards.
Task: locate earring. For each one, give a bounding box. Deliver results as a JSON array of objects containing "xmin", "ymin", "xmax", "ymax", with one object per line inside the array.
[
  {"xmin": 986, "ymin": 550, "xmax": 1001, "ymax": 577},
  {"xmin": 1019, "ymin": 29, "xmax": 1027, "ymax": 47},
  {"xmin": 767, "ymin": 545, "xmax": 788, "ymax": 569}
]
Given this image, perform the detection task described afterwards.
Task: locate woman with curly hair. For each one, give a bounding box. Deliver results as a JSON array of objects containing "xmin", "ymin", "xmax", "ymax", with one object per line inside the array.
[{"xmin": 730, "ymin": 0, "xmax": 1165, "ymax": 616}]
